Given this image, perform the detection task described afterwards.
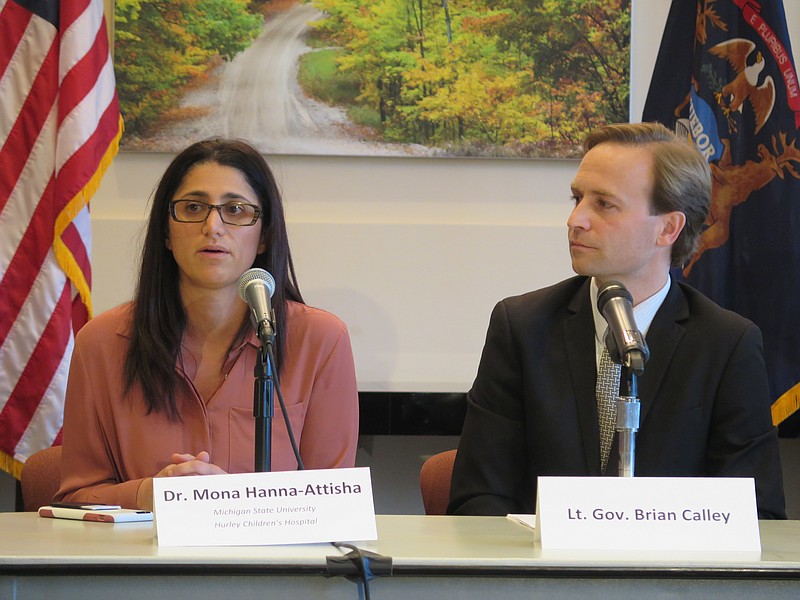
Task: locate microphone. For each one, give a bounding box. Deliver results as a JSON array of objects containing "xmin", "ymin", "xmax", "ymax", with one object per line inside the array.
[
  {"xmin": 597, "ymin": 280, "xmax": 650, "ymax": 375},
  {"xmin": 237, "ymin": 268, "xmax": 276, "ymax": 346}
]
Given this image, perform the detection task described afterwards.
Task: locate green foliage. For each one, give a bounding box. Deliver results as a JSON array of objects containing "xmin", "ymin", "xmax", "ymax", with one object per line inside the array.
[
  {"xmin": 347, "ymin": 105, "xmax": 383, "ymax": 131},
  {"xmin": 298, "ymin": 49, "xmax": 360, "ymax": 106},
  {"xmin": 298, "ymin": 49, "xmax": 384, "ymax": 132},
  {"xmin": 310, "ymin": 0, "xmax": 630, "ymax": 154},
  {"xmin": 114, "ymin": 0, "xmax": 263, "ymax": 135},
  {"xmin": 186, "ymin": 0, "xmax": 264, "ymax": 61}
]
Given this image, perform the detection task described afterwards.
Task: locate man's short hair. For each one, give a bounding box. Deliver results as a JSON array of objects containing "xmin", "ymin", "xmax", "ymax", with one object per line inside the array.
[{"xmin": 584, "ymin": 122, "xmax": 711, "ymax": 268}]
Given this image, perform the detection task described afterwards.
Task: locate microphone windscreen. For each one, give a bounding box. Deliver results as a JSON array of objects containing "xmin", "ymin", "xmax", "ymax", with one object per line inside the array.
[
  {"xmin": 597, "ymin": 280, "xmax": 632, "ymax": 314},
  {"xmin": 237, "ymin": 268, "xmax": 276, "ymax": 301}
]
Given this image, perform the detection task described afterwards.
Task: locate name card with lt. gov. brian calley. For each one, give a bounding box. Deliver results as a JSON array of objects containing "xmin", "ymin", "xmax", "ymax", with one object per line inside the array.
[
  {"xmin": 153, "ymin": 467, "xmax": 376, "ymax": 546},
  {"xmin": 534, "ymin": 476, "xmax": 761, "ymax": 554}
]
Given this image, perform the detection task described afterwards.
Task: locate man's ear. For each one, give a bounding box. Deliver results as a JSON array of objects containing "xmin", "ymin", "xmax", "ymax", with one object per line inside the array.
[{"xmin": 657, "ymin": 211, "xmax": 686, "ymax": 247}]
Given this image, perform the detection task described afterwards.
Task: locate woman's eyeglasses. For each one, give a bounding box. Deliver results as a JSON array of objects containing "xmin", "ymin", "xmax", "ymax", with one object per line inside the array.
[{"xmin": 169, "ymin": 200, "xmax": 261, "ymax": 226}]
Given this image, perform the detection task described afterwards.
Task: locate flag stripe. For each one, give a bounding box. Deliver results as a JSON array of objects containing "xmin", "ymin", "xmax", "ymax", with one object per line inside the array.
[
  {"xmin": 61, "ymin": 222, "xmax": 90, "ymax": 291},
  {"xmin": 0, "ymin": 282, "xmax": 72, "ymax": 448},
  {"xmin": 0, "ymin": 1, "xmax": 32, "ymax": 80},
  {"xmin": 58, "ymin": 1, "xmax": 105, "ymax": 122},
  {"xmin": 0, "ymin": 170, "xmax": 57, "ymax": 347},
  {"xmin": 0, "ymin": 123, "xmax": 56, "ymax": 287},
  {"xmin": 56, "ymin": 64, "xmax": 120, "ymax": 204},
  {"xmin": 0, "ymin": 19, "xmax": 57, "ymax": 213},
  {"xmin": 0, "ymin": 249, "xmax": 67, "ymax": 426},
  {"xmin": 15, "ymin": 340, "xmax": 71, "ymax": 460},
  {"xmin": 60, "ymin": 0, "xmax": 90, "ymax": 32}
]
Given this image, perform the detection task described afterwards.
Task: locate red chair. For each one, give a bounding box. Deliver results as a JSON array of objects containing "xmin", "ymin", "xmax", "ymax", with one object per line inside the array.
[
  {"xmin": 419, "ymin": 449, "xmax": 457, "ymax": 515},
  {"xmin": 20, "ymin": 445, "xmax": 63, "ymax": 512}
]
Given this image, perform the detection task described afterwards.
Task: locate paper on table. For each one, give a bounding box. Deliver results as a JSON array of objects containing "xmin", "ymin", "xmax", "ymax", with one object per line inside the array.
[{"xmin": 506, "ymin": 514, "xmax": 536, "ymax": 529}]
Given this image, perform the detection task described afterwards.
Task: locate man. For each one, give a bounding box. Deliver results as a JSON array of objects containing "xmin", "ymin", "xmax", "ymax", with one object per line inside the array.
[{"xmin": 448, "ymin": 122, "xmax": 785, "ymax": 519}]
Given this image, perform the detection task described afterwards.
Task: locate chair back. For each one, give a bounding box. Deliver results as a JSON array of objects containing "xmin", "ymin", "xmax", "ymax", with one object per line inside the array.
[
  {"xmin": 419, "ymin": 449, "xmax": 457, "ymax": 515},
  {"xmin": 20, "ymin": 445, "xmax": 63, "ymax": 512}
]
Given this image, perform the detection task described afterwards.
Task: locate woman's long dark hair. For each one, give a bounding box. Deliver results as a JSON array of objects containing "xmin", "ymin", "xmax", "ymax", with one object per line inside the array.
[{"xmin": 123, "ymin": 138, "xmax": 304, "ymax": 419}]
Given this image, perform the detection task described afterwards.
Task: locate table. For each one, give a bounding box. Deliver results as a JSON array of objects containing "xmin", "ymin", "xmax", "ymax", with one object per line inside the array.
[{"xmin": 1, "ymin": 513, "xmax": 799, "ymax": 599}]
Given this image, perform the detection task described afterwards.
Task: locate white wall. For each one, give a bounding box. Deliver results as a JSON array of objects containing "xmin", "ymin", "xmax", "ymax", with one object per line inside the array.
[{"xmin": 89, "ymin": 0, "xmax": 799, "ymax": 394}]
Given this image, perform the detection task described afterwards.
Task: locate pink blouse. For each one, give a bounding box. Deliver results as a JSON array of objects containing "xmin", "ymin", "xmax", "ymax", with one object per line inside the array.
[{"xmin": 55, "ymin": 301, "xmax": 359, "ymax": 508}]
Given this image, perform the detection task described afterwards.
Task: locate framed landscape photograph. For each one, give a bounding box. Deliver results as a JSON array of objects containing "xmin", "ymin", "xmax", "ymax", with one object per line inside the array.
[{"xmin": 115, "ymin": 0, "xmax": 631, "ymax": 158}]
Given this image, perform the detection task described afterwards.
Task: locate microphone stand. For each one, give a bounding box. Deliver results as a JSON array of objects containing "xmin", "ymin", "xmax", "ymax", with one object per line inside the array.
[
  {"xmin": 616, "ymin": 351, "xmax": 645, "ymax": 478},
  {"xmin": 253, "ymin": 323, "xmax": 275, "ymax": 473}
]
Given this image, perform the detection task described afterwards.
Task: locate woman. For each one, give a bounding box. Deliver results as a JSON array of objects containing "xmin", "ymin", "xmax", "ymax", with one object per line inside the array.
[{"xmin": 55, "ymin": 139, "xmax": 359, "ymax": 510}]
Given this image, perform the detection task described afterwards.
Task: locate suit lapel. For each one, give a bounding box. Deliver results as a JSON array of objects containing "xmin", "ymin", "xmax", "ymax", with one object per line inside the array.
[
  {"xmin": 637, "ymin": 280, "xmax": 689, "ymax": 425},
  {"xmin": 562, "ymin": 280, "xmax": 602, "ymax": 474}
]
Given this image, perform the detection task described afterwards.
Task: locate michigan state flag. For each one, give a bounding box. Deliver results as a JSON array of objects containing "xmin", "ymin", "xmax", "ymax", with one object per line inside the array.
[{"xmin": 643, "ymin": 0, "xmax": 800, "ymax": 434}]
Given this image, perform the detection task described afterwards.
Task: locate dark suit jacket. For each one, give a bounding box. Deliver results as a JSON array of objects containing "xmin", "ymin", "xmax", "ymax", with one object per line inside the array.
[{"xmin": 449, "ymin": 276, "xmax": 786, "ymax": 519}]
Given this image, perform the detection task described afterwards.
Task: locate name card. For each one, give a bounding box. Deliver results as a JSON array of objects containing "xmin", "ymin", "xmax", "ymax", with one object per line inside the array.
[
  {"xmin": 534, "ymin": 476, "xmax": 760, "ymax": 552},
  {"xmin": 153, "ymin": 467, "xmax": 377, "ymax": 547}
]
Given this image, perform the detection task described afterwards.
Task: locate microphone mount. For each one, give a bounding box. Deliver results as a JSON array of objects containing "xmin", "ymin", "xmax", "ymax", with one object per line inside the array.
[
  {"xmin": 604, "ymin": 330, "xmax": 648, "ymax": 375},
  {"xmin": 237, "ymin": 268, "xmax": 277, "ymax": 473},
  {"xmin": 596, "ymin": 280, "xmax": 649, "ymax": 478}
]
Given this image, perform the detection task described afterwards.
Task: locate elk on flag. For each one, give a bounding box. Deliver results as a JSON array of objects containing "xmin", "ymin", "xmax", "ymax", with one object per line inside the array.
[
  {"xmin": 643, "ymin": 0, "xmax": 800, "ymax": 434},
  {"xmin": 0, "ymin": 0, "xmax": 122, "ymax": 477}
]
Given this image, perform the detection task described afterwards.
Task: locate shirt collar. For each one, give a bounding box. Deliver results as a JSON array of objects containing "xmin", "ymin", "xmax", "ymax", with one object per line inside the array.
[{"xmin": 590, "ymin": 276, "xmax": 671, "ymax": 347}]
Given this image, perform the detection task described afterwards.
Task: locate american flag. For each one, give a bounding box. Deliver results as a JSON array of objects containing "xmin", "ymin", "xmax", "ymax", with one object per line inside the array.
[{"xmin": 0, "ymin": 0, "xmax": 122, "ymax": 477}]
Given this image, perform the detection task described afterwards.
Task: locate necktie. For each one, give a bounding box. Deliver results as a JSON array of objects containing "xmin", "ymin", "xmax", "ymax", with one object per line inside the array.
[{"xmin": 596, "ymin": 346, "xmax": 621, "ymax": 473}]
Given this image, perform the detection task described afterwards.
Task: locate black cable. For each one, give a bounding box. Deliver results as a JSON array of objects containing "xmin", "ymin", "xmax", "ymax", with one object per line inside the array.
[
  {"xmin": 266, "ymin": 344, "xmax": 304, "ymax": 470},
  {"xmin": 330, "ymin": 542, "xmax": 372, "ymax": 600}
]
